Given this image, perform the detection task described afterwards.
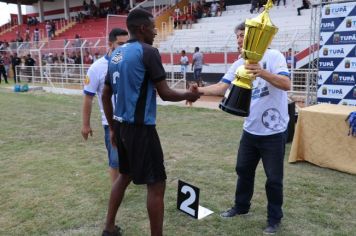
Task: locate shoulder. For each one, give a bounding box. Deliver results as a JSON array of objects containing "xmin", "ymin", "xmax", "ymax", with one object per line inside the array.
[
  {"xmin": 90, "ymin": 56, "xmax": 107, "ymax": 69},
  {"xmin": 265, "ymin": 49, "xmax": 285, "ymax": 59},
  {"xmin": 141, "ymin": 43, "xmax": 158, "ymax": 54},
  {"xmin": 88, "ymin": 57, "xmax": 107, "ymax": 74},
  {"xmin": 231, "ymin": 58, "xmax": 244, "ymax": 68}
]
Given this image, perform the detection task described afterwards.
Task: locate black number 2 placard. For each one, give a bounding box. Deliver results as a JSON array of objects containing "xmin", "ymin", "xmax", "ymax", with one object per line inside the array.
[{"xmin": 177, "ymin": 180, "xmax": 200, "ymax": 219}]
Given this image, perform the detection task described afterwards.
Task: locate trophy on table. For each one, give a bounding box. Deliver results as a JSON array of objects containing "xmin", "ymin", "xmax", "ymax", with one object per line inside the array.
[{"xmin": 219, "ymin": 0, "xmax": 278, "ymax": 117}]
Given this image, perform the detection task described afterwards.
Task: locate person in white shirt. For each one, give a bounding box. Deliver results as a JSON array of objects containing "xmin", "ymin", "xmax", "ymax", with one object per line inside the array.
[
  {"xmin": 81, "ymin": 28, "xmax": 129, "ymax": 183},
  {"xmin": 180, "ymin": 50, "xmax": 189, "ymax": 75},
  {"xmin": 191, "ymin": 22, "xmax": 291, "ymax": 235}
]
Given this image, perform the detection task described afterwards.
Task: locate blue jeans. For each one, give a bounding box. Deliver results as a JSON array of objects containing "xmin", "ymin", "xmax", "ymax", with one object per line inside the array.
[
  {"xmin": 193, "ymin": 68, "xmax": 202, "ymax": 81},
  {"xmin": 104, "ymin": 125, "xmax": 119, "ymax": 168},
  {"xmin": 234, "ymin": 130, "xmax": 286, "ymax": 225}
]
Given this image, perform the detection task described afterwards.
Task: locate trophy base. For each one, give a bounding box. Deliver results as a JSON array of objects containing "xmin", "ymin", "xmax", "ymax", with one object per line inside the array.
[{"xmin": 219, "ymin": 84, "xmax": 251, "ymax": 117}]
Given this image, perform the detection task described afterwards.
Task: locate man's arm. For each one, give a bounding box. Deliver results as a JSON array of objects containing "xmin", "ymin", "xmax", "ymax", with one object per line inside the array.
[
  {"xmin": 81, "ymin": 95, "xmax": 94, "ymax": 140},
  {"xmin": 102, "ymin": 84, "xmax": 116, "ymax": 146},
  {"xmin": 196, "ymin": 82, "xmax": 230, "ymax": 96},
  {"xmin": 102, "ymin": 84, "xmax": 114, "ymax": 129},
  {"xmin": 155, "ymin": 79, "xmax": 201, "ymax": 102},
  {"xmin": 245, "ymin": 63, "xmax": 291, "ymax": 91}
]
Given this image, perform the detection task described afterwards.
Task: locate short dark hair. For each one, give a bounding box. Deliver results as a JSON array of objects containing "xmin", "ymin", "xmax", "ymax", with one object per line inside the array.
[
  {"xmin": 108, "ymin": 28, "xmax": 128, "ymax": 42},
  {"xmin": 234, "ymin": 22, "xmax": 245, "ymax": 34},
  {"xmin": 195, "ymin": 47, "xmax": 199, "ymax": 52},
  {"xmin": 181, "ymin": 50, "xmax": 186, "ymax": 54},
  {"xmin": 126, "ymin": 8, "xmax": 153, "ymax": 34}
]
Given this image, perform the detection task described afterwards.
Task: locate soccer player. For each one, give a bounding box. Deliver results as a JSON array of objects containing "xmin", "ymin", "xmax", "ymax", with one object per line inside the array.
[
  {"xmin": 81, "ymin": 28, "xmax": 129, "ymax": 184},
  {"xmin": 101, "ymin": 9, "xmax": 201, "ymax": 236}
]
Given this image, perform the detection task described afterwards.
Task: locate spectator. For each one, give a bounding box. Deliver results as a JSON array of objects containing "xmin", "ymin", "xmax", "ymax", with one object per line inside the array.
[
  {"xmin": 220, "ymin": 0, "xmax": 226, "ymax": 11},
  {"xmin": 180, "ymin": 50, "xmax": 189, "ymax": 75},
  {"xmin": 24, "ymin": 54, "xmax": 36, "ymax": 82},
  {"xmin": 258, "ymin": 0, "xmax": 267, "ymax": 12},
  {"xmin": 74, "ymin": 34, "xmax": 82, "ymax": 48},
  {"xmin": 83, "ymin": 51, "xmax": 93, "ymax": 64},
  {"xmin": 250, "ymin": 0, "xmax": 259, "ymax": 13},
  {"xmin": 277, "ymin": 0, "xmax": 286, "ymax": 6},
  {"xmin": 27, "ymin": 16, "xmax": 32, "ymax": 26},
  {"xmin": 173, "ymin": 11, "xmax": 180, "ymax": 29},
  {"xmin": 178, "ymin": 12, "xmax": 187, "ymax": 29},
  {"xmin": 297, "ymin": 0, "xmax": 310, "ymax": 16},
  {"xmin": 0, "ymin": 54, "xmax": 9, "ymax": 84},
  {"xmin": 192, "ymin": 46, "xmax": 204, "ymax": 87},
  {"xmin": 210, "ymin": 1, "xmax": 219, "ymax": 16},
  {"xmin": 11, "ymin": 52, "xmax": 21, "ymax": 83},
  {"xmin": 45, "ymin": 21, "xmax": 52, "ymax": 39},
  {"xmin": 83, "ymin": 0, "xmax": 89, "ymax": 11},
  {"xmin": 186, "ymin": 12, "xmax": 193, "ymax": 29},
  {"xmin": 51, "ymin": 21, "xmax": 56, "ymax": 38},
  {"xmin": 286, "ymin": 48, "xmax": 297, "ymax": 69},
  {"xmin": 59, "ymin": 52, "xmax": 65, "ymax": 63},
  {"xmin": 2, "ymin": 52, "xmax": 10, "ymax": 79},
  {"xmin": 33, "ymin": 28, "xmax": 40, "ymax": 43},
  {"xmin": 25, "ymin": 26, "xmax": 30, "ymax": 36}
]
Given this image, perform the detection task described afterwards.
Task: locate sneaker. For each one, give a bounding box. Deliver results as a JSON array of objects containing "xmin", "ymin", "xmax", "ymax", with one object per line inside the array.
[
  {"xmin": 102, "ymin": 225, "xmax": 122, "ymax": 236},
  {"xmin": 263, "ymin": 223, "xmax": 280, "ymax": 235},
  {"xmin": 220, "ymin": 207, "xmax": 249, "ymax": 218}
]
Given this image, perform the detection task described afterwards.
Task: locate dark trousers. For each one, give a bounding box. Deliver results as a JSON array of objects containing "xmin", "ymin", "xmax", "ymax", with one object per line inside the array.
[
  {"xmin": 0, "ymin": 67, "xmax": 8, "ymax": 83},
  {"xmin": 277, "ymin": 0, "xmax": 286, "ymax": 5},
  {"xmin": 297, "ymin": 3, "xmax": 309, "ymax": 14},
  {"xmin": 12, "ymin": 66, "xmax": 19, "ymax": 83},
  {"xmin": 234, "ymin": 130, "xmax": 286, "ymax": 225}
]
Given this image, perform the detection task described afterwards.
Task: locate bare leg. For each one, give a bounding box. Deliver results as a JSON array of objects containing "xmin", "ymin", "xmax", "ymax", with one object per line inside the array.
[
  {"xmin": 104, "ymin": 174, "xmax": 131, "ymax": 232},
  {"xmin": 147, "ymin": 181, "xmax": 166, "ymax": 236},
  {"xmin": 109, "ymin": 167, "xmax": 119, "ymax": 184}
]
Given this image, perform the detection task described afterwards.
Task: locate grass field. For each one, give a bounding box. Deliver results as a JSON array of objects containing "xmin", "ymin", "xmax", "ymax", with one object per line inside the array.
[{"xmin": 0, "ymin": 86, "xmax": 355, "ymax": 236}]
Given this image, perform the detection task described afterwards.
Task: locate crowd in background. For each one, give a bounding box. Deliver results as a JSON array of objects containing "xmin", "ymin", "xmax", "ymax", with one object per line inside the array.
[
  {"xmin": 249, "ymin": 0, "xmax": 311, "ymax": 15},
  {"xmin": 173, "ymin": 1, "xmax": 226, "ymax": 29}
]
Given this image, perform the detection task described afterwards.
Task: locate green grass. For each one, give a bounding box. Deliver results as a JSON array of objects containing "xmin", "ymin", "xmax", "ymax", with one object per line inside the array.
[{"xmin": 0, "ymin": 87, "xmax": 355, "ymax": 236}]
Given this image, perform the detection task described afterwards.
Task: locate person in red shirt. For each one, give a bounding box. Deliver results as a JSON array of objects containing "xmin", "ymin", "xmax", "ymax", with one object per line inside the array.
[
  {"xmin": 178, "ymin": 12, "xmax": 187, "ymax": 29},
  {"xmin": 186, "ymin": 12, "xmax": 193, "ymax": 29}
]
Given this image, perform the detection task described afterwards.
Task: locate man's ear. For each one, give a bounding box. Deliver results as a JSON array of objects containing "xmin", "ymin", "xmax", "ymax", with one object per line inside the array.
[{"xmin": 140, "ymin": 24, "xmax": 146, "ymax": 33}]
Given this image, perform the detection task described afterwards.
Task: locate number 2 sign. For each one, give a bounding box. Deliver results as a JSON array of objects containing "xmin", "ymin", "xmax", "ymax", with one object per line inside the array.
[
  {"xmin": 177, "ymin": 180, "xmax": 213, "ymax": 220},
  {"xmin": 177, "ymin": 180, "xmax": 200, "ymax": 218}
]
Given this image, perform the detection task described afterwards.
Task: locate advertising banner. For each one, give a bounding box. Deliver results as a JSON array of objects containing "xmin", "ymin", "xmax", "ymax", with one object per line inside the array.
[{"xmin": 318, "ymin": 1, "xmax": 356, "ymax": 105}]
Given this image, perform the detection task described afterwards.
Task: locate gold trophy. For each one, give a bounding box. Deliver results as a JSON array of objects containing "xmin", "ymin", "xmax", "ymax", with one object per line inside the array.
[{"xmin": 219, "ymin": 0, "xmax": 278, "ymax": 117}]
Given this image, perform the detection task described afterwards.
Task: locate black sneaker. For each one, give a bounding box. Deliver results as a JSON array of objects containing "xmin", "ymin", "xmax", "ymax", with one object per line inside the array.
[
  {"xmin": 220, "ymin": 207, "xmax": 249, "ymax": 218},
  {"xmin": 102, "ymin": 225, "xmax": 122, "ymax": 236},
  {"xmin": 263, "ymin": 223, "xmax": 280, "ymax": 235}
]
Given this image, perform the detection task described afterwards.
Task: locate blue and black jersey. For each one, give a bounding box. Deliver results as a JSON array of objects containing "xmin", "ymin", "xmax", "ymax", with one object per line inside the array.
[{"xmin": 105, "ymin": 39, "xmax": 166, "ymax": 125}]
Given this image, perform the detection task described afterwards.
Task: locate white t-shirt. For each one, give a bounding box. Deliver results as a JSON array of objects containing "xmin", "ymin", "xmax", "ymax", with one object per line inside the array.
[
  {"xmin": 83, "ymin": 55, "xmax": 114, "ymax": 126},
  {"xmin": 221, "ymin": 49, "xmax": 290, "ymax": 136},
  {"xmin": 180, "ymin": 55, "xmax": 189, "ymax": 72}
]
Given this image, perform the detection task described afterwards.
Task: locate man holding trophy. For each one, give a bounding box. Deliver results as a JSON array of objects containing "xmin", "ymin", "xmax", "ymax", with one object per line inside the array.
[{"xmin": 193, "ymin": 0, "xmax": 290, "ymax": 234}]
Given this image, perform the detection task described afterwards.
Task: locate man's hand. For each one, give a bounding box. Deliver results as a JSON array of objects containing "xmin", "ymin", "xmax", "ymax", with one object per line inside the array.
[
  {"xmin": 245, "ymin": 63, "xmax": 265, "ymax": 78},
  {"xmin": 81, "ymin": 125, "xmax": 93, "ymax": 140},
  {"xmin": 185, "ymin": 84, "xmax": 201, "ymax": 106}
]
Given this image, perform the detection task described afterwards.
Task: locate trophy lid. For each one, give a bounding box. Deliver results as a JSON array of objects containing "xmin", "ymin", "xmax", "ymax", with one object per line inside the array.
[{"xmin": 242, "ymin": 0, "xmax": 278, "ymax": 61}]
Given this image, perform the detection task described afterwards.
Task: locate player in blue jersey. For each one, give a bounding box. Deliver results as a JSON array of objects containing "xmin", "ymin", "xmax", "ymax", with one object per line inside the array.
[
  {"xmin": 81, "ymin": 28, "xmax": 128, "ymax": 184},
  {"xmin": 101, "ymin": 9, "xmax": 201, "ymax": 236}
]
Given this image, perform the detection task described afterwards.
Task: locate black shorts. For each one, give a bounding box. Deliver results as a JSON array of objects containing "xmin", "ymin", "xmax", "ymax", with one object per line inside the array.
[{"xmin": 113, "ymin": 121, "xmax": 167, "ymax": 185}]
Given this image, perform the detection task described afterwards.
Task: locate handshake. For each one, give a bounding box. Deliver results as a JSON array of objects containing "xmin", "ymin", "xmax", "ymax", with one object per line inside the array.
[{"xmin": 185, "ymin": 84, "xmax": 202, "ymax": 106}]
